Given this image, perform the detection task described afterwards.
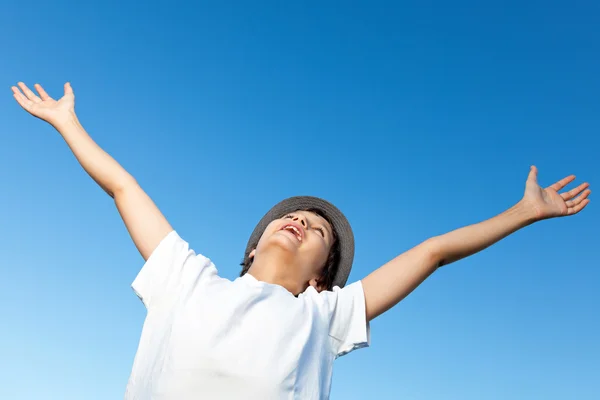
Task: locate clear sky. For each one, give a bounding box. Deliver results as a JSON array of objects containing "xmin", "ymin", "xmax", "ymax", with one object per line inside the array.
[{"xmin": 1, "ymin": 1, "xmax": 598, "ymax": 399}]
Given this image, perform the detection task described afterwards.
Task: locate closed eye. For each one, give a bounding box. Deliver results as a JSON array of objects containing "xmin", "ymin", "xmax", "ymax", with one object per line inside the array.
[{"xmin": 314, "ymin": 227, "xmax": 325, "ymax": 237}]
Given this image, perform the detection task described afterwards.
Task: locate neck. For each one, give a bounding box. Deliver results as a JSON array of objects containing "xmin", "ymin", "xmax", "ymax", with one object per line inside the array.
[{"xmin": 248, "ymin": 252, "xmax": 307, "ymax": 295}]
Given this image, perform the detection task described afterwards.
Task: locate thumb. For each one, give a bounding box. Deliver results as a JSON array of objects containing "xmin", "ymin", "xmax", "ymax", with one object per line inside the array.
[
  {"xmin": 527, "ymin": 165, "xmax": 538, "ymax": 183},
  {"xmin": 64, "ymin": 82, "xmax": 74, "ymax": 96}
]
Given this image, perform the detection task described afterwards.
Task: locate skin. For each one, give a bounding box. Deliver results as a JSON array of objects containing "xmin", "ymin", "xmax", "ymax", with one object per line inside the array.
[
  {"xmin": 12, "ymin": 82, "xmax": 591, "ymax": 324},
  {"xmin": 361, "ymin": 175, "xmax": 590, "ymax": 320},
  {"xmin": 247, "ymin": 210, "xmax": 334, "ymax": 295}
]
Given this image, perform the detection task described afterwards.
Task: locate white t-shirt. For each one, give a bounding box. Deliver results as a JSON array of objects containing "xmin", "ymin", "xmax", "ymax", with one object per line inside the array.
[{"xmin": 124, "ymin": 231, "xmax": 370, "ymax": 400}]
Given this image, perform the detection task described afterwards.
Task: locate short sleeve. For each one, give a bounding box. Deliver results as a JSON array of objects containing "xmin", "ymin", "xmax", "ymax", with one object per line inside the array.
[
  {"xmin": 131, "ymin": 230, "xmax": 216, "ymax": 309},
  {"xmin": 328, "ymin": 280, "xmax": 370, "ymax": 358}
]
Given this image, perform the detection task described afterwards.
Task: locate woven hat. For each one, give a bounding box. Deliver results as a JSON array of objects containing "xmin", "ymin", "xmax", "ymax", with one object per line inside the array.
[{"xmin": 244, "ymin": 196, "xmax": 355, "ymax": 288}]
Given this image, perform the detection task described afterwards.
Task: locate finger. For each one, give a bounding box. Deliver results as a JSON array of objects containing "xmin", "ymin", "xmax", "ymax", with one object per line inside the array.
[
  {"xmin": 548, "ymin": 175, "xmax": 576, "ymax": 192},
  {"xmin": 567, "ymin": 199, "xmax": 590, "ymax": 215},
  {"xmin": 561, "ymin": 182, "xmax": 590, "ymax": 200},
  {"xmin": 11, "ymin": 86, "xmax": 34, "ymax": 110},
  {"xmin": 527, "ymin": 165, "xmax": 538, "ymax": 183},
  {"xmin": 566, "ymin": 189, "xmax": 591, "ymax": 207},
  {"xmin": 17, "ymin": 82, "xmax": 42, "ymax": 103},
  {"xmin": 34, "ymin": 83, "xmax": 52, "ymax": 101}
]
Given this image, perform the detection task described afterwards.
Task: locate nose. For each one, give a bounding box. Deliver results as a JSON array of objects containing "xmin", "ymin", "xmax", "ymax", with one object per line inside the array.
[{"xmin": 292, "ymin": 215, "xmax": 307, "ymax": 228}]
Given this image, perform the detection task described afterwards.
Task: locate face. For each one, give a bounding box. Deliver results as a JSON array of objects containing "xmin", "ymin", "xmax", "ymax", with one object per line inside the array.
[{"xmin": 248, "ymin": 210, "xmax": 334, "ymax": 295}]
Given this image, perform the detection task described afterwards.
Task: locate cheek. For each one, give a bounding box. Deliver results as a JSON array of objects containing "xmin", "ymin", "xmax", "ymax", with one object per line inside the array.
[
  {"xmin": 257, "ymin": 222, "xmax": 281, "ymax": 245},
  {"xmin": 308, "ymin": 239, "xmax": 330, "ymax": 265}
]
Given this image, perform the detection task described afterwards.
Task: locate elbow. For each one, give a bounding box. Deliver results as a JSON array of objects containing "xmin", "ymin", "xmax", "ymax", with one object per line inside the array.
[
  {"xmin": 424, "ymin": 236, "xmax": 445, "ymax": 269},
  {"xmin": 111, "ymin": 176, "xmax": 138, "ymax": 198}
]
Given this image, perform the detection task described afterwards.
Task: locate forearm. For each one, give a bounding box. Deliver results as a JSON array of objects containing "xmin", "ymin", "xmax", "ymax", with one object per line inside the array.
[
  {"xmin": 431, "ymin": 201, "xmax": 537, "ymax": 267},
  {"xmin": 12, "ymin": 81, "xmax": 174, "ymax": 260},
  {"xmin": 54, "ymin": 114, "xmax": 134, "ymax": 197},
  {"xmin": 363, "ymin": 166, "xmax": 589, "ymax": 321},
  {"xmin": 55, "ymin": 114, "xmax": 172, "ymax": 259},
  {"xmin": 363, "ymin": 201, "xmax": 538, "ymax": 320}
]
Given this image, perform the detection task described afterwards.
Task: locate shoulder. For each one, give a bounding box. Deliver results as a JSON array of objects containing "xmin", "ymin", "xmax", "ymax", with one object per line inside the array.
[
  {"xmin": 301, "ymin": 281, "xmax": 366, "ymax": 315},
  {"xmin": 304, "ymin": 281, "xmax": 370, "ymax": 357}
]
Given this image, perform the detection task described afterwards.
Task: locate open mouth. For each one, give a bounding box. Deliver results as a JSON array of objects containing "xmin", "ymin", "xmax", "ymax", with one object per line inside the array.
[{"xmin": 279, "ymin": 224, "xmax": 303, "ymax": 242}]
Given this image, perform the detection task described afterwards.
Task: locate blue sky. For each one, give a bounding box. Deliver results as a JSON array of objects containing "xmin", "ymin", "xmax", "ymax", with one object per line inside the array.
[{"xmin": 1, "ymin": 1, "xmax": 598, "ymax": 399}]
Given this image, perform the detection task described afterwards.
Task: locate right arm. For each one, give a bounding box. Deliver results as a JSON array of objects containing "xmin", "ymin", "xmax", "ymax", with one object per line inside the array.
[{"xmin": 12, "ymin": 81, "xmax": 172, "ymax": 260}]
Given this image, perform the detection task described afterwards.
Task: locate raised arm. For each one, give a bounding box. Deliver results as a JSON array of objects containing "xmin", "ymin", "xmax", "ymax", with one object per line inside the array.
[
  {"xmin": 12, "ymin": 82, "xmax": 172, "ymax": 260},
  {"xmin": 362, "ymin": 166, "xmax": 590, "ymax": 321}
]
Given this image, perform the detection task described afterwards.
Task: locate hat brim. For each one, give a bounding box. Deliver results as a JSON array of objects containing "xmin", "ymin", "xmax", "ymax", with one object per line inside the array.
[{"xmin": 244, "ymin": 196, "xmax": 355, "ymax": 289}]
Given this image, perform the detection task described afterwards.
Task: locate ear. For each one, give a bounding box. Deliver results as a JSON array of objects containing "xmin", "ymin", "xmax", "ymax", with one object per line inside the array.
[
  {"xmin": 249, "ymin": 249, "xmax": 256, "ymax": 259},
  {"xmin": 308, "ymin": 277, "xmax": 326, "ymax": 293}
]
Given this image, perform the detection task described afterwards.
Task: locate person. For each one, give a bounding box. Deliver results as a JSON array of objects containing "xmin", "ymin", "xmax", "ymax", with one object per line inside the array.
[{"xmin": 12, "ymin": 82, "xmax": 591, "ymax": 399}]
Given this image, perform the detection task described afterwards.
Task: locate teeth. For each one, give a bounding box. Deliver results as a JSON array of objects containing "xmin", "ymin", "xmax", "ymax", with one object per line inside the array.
[{"xmin": 283, "ymin": 225, "xmax": 302, "ymax": 241}]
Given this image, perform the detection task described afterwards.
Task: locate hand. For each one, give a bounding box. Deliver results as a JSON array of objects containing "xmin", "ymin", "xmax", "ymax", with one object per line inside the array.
[
  {"xmin": 522, "ymin": 166, "xmax": 590, "ymax": 221},
  {"xmin": 11, "ymin": 82, "xmax": 76, "ymax": 128}
]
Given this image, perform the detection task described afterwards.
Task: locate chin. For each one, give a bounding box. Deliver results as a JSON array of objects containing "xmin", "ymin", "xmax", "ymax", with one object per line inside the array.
[{"xmin": 260, "ymin": 232, "xmax": 299, "ymax": 255}]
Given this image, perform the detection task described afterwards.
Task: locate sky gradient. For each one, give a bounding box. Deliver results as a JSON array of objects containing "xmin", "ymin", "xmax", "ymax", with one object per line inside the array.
[{"xmin": 1, "ymin": 1, "xmax": 598, "ymax": 399}]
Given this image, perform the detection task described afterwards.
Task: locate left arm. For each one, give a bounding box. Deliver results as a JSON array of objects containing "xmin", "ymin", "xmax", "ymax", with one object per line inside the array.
[{"xmin": 362, "ymin": 166, "xmax": 590, "ymax": 321}]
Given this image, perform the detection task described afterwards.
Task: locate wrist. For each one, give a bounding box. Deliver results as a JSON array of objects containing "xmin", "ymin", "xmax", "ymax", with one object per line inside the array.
[
  {"xmin": 51, "ymin": 111, "xmax": 81, "ymax": 133},
  {"xmin": 514, "ymin": 199, "xmax": 541, "ymax": 225}
]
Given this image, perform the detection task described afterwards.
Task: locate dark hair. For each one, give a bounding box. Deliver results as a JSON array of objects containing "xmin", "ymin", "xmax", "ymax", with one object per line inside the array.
[{"xmin": 239, "ymin": 208, "xmax": 340, "ymax": 291}]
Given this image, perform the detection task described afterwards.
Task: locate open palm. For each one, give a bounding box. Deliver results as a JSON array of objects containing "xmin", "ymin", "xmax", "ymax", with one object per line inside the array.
[
  {"xmin": 523, "ymin": 166, "xmax": 591, "ymax": 220},
  {"xmin": 11, "ymin": 82, "xmax": 75, "ymax": 127}
]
